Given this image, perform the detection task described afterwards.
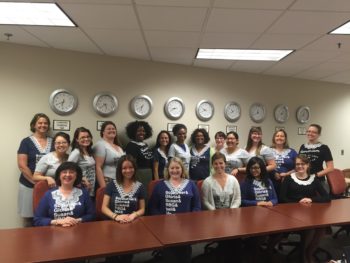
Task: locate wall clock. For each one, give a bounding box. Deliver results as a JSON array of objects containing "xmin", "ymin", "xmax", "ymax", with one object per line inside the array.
[
  {"xmin": 296, "ymin": 106, "xmax": 310, "ymax": 124},
  {"xmin": 274, "ymin": 104, "xmax": 289, "ymax": 123},
  {"xmin": 196, "ymin": 100, "xmax": 214, "ymax": 121},
  {"xmin": 93, "ymin": 92, "xmax": 118, "ymax": 117},
  {"xmin": 224, "ymin": 101, "xmax": 241, "ymax": 122},
  {"xmin": 249, "ymin": 103, "xmax": 266, "ymax": 123},
  {"xmin": 49, "ymin": 89, "xmax": 78, "ymax": 116},
  {"xmin": 130, "ymin": 95, "xmax": 153, "ymax": 119},
  {"xmin": 164, "ymin": 97, "xmax": 185, "ymax": 120}
]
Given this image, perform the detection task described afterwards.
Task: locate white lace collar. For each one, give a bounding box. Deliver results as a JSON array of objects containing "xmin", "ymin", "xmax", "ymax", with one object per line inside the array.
[
  {"xmin": 165, "ymin": 179, "xmax": 189, "ymax": 193},
  {"xmin": 191, "ymin": 144, "xmax": 210, "ymax": 156},
  {"xmin": 52, "ymin": 187, "xmax": 82, "ymax": 205},
  {"xmin": 30, "ymin": 135, "xmax": 52, "ymax": 153},
  {"xmin": 114, "ymin": 180, "xmax": 141, "ymax": 198},
  {"xmin": 131, "ymin": 140, "xmax": 147, "ymax": 147},
  {"xmin": 303, "ymin": 143, "xmax": 322, "ymax": 149},
  {"xmin": 290, "ymin": 173, "xmax": 315, "ymax": 185}
]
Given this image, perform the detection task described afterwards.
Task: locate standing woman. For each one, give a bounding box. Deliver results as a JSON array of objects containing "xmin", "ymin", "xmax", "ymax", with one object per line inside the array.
[
  {"xmin": 17, "ymin": 113, "xmax": 53, "ymax": 226},
  {"xmin": 148, "ymin": 157, "xmax": 201, "ymax": 263},
  {"xmin": 33, "ymin": 132, "xmax": 70, "ymax": 188},
  {"xmin": 168, "ymin": 123, "xmax": 191, "ymax": 172},
  {"xmin": 68, "ymin": 127, "xmax": 96, "ymax": 198},
  {"xmin": 153, "ymin": 130, "xmax": 172, "ymax": 180},
  {"xmin": 220, "ymin": 131, "xmax": 250, "ymax": 176},
  {"xmin": 202, "ymin": 152, "xmax": 241, "ymax": 263},
  {"xmin": 280, "ymin": 154, "xmax": 330, "ymax": 262},
  {"xmin": 34, "ymin": 162, "xmax": 95, "ymax": 227},
  {"xmin": 245, "ymin": 127, "xmax": 276, "ymax": 173},
  {"xmin": 94, "ymin": 121, "xmax": 124, "ymax": 188},
  {"xmin": 270, "ymin": 129, "xmax": 297, "ymax": 196},
  {"xmin": 213, "ymin": 131, "xmax": 226, "ymax": 152},
  {"xmin": 299, "ymin": 124, "xmax": 334, "ymax": 192},
  {"xmin": 189, "ymin": 128, "xmax": 212, "ymax": 181},
  {"xmin": 102, "ymin": 155, "xmax": 145, "ymax": 263},
  {"xmin": 125, "ymin": 120, "xmax": 153, "ymax": 192}
]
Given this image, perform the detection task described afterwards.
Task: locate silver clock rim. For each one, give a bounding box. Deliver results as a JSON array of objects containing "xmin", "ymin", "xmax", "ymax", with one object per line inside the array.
[
  {"xmin": 296, "ymin": 106, "xmax": 310, "ymax": 124},
  {"xmin": 93, "ymin": 92, "xmax": 118, "ymax": 117},
  {"xmin": 274, "ymin": 104, "xmax": 289, "ymax": 123},
  {"xmin": 130, "ymin": 94, "xmax": 153, "ymax": 119},
  {"xmin": 224, "ymin": 101, "xmax": 241, "ymax": 122},
  {"xmin": 49, "ymin": 89, "xmax": 78, "ymax": 116},
  {"xmin": 249, "ymin": 102, "xmax": 266, "ymax": 123},
  {"xmin": 196, "ymin": 100, "xmax": 214, "ymax": 121},
  {"xmin": 164, "ymin": 97, "xmax": 185, "ymax": 120}
]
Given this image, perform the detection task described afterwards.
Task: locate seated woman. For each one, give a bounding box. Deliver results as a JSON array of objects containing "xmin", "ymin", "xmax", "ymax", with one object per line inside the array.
[
  {"xmin": 34, "ymin": 162, "xmax": 95, "ymax": 227},
  {"xmin": 148, "ymin": 157, "xmax": 201, "ymax": 263},
  {"xmin": 102, "ymin": 155, "xmax": 145, "ymax": 263},
  {"xmin": 280, "ymin": 154, "xmax": 330, "ymax": 263},
  {"xmin": 202, "ymin": 152, "xmax": 241, "ymax": 263},
  {"xmin": 240, "ymin": 157, "xmax": 278, "ymax": 207}
]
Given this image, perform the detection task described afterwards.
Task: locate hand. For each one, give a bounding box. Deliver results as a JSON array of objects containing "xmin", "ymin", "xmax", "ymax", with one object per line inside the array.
[
  {"xmin": 115, "ymin": 214, "xmax": 130, "ymax": 223},
  {"xmin": 46, "ymin": 177, "xmax": 56, "ymax": 188},
  {"xmin": 231, "ymin": 168, "xmax": 239, "ymax": 176},
  {"xmin": 257, "ymin": 201, "xmax": 273, "ymax": 207},
  {"xmin": 82, "ymin": 178, "xmax": 92, "ymax": 190},
  {"xmin": 279, "ymin": 173, "xmax": 289, "ymax": 178},
  {"xmin": 274, "ymin": 173, "xmax": 281, "ymax": 181},
  {"xmin": 299, "ymin": 198, "xmax": 312, "ymax": 204},
  {"xmin": 127, "ymin": 212, "xmax": 138, "ymax": 222},
  {"xmin": 55, "ymin": 217, "xmax": 80, "ymax": 227}
]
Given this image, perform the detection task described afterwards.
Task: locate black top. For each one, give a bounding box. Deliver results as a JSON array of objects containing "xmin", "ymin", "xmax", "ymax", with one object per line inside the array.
[{"xmin": 125, "ymin": 141, "xmax": 153, "ymax": 169}]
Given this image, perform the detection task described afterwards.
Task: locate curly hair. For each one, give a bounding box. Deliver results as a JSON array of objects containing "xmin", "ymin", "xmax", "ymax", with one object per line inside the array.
[
  {"xmin": 172, "ymin": 123, "xmax": 187, "ymax": 136},
  {"xmin": 125, "ymin": 120, "xmax": 153, "ymax": 140},
  {"xmin": 190, "ymin": 128, "xmax": 210, "ymax": 145}
]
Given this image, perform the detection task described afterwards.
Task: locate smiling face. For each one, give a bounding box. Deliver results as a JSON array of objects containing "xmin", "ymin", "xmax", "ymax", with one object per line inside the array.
[
  {"xmin": 176, "ymin": 128, "xmax": 187, "ymax": 144},
  {"xmin": 306, "ymin": 126, "xmax": 320, "ymax": 143},
  {"xmin": 212, "ymin": 157, "xmax": 226, "ymax": 174},
  {"xmin": 121, "ymin": 160, "xmax": 135, "ymax": 180},
  {"xmin": 54, "ymin": 136, "xmax": 69, "ymax": 154},
  {"xmin": 102, "ymin": 124, "xmax": 117, "ymax": 141},
  {"xmin": 159, "ymin": 132, "xmax": 170, "ymax": 147},
  {"xmin": 34, "ymin": 117, "xmax": 49, "ymax": 134},
  {"xmin": 215, "ymin": 135, "xmax": 225, "ymax": 149},
  {"xmin": 59, "ymin": 169, "xmax": 77, "ymax": 187},
  {"xmin": 274, "ymin": 131, "xmax": 286, "ymax": 147},
  {"xmin": 295, "ymin": 157, "xmax": 309, "ymax": 174},
  {"xmin": 249, "ymin": 163, "xmax": 262, "ymax": 179},
  {"xmin": 195, "ymin": 132, "xmax": 205, "ymax": 146},
  {"xmin": 250, "ymin": 131, "xmax": 262, "ymax": 144},
  {"xmin": 136, "ymin": 126, "xmax": 146, "ymax": 142},
  {"xmin": 168, "ymin": 161, "xmax": 183, "ymax": 180},
  {"xmin": 226, "ymin": 133, "xmax": 238, "ymax": 149},
  {"xmin": 77, "ymin": 131, "xmax": 92, "ymax": 148}
]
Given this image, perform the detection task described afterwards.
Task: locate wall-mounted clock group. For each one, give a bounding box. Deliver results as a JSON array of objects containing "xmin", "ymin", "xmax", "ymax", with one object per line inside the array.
[{"xmin": 49, "ymin": 89, "xmax": 310, "ymax": 124}]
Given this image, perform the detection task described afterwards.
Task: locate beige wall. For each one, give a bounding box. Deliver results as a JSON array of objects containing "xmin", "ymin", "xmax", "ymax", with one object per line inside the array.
[{"xmin": 1, "ymin": 42, "xmax": 350, "ymax": 229}]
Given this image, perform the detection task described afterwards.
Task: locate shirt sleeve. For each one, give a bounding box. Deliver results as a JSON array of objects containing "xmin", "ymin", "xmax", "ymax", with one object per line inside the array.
[
  {"xmin": 93, "ymin": 141, "xmax": 106, "ymax": 158},
  {"xmin": 280, "ymin": 176, "xmax": 294, "ymax": 203},
  {"xmin": 190, "ymin": 181, "xmax": 201, "ymax": 212},
  {"xmin": 261, "ymin": 146, "xmax": 275, "ymax": 161},
  {"xmin": 168, "ymin": 144, "xmax": 176, "ymax": 158},
  {"xmin": 240, "ymin": 181, "xmax": 258, "ymax": 207},
  {"xmin": 268, "ymin": 179, "xmax": 278, "ymax": 205},
  {"xmin": 81, "ymin": 189, "xmax": 96, "ymax": 222},
  {"xmin": 33, "ymin": 191, "xmax": 52, "ymax": 226},
  {"xmin": 35, "ymin": 154, "xmax": 49, "ymax": 173},
  {"xmin": 68, "ymin": 149, "xmax": 80, "ymax": 163},
  {"xmin": 104, "ymin": 181, "xmax": 115, "ymax": 197},
  {"xmin": 322, "ymin": 145, "xmax": 333, "ymax": 162},
  {"xmin": 17, "ymin": 138, "xmax": 29, "ymax": 154},
  {"xmin": 230, "ymin": 177, "xmax": 241, "ymax": 208},
  {"xmin": 202, "ymin": 179, "xmax": 216, "ymax": 210},
  {"xmin": 148, "ymin": 183, "xmax": 162, "ymax": 215},
  {"xmin": 138, "ymin": 184, "xmax": 146, "ymax": 200}
]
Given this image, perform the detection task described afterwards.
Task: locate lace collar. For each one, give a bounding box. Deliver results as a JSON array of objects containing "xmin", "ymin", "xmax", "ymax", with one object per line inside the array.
[
  {"xmin": 30, "ymin": 135, "xmax": 52, "ymax": 153},
  {"xmin": 52, "ymin": 187, "xmax": 82, "ymax": 205},
  {"xmin": 191, "ymin": 144, "xmax": 210, "ymax": 156},
  {"xmin": 290, "ymin": 173, "xmax": 315, "ymax": 185},
  {"xmin": 303, "ymin": 143, "xmax": 322, "ymax": 149},
  {"xmin": 114, "ymin": 180, "xmax": 141, "ymax": 198},
  {"xmin": 165, "ymin": 179, "xmax": 189, "ymax": 193}
]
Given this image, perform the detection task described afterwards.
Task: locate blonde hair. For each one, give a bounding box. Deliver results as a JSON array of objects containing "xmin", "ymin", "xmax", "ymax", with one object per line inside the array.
[{"xmin": 164, "ymin": 157, "xmax": 189, "ymax": 180}]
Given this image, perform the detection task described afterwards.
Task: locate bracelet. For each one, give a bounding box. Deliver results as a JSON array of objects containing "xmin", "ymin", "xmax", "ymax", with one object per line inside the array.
[
  {"xmin": 113, "ymin": 214, "xmax": 118, "ymax": 221},
  {"xmin": 133, "ymin": 211, "xmax": 138, "ymax": 218}
]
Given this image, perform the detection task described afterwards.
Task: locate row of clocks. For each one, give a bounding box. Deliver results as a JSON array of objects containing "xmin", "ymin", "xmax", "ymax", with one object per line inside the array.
[{"xmin": 48, "ymin": 89, "xmax": 310, "ymax": 124}]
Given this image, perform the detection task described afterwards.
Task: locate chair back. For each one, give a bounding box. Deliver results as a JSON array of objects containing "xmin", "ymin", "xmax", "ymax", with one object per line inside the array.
[
  {"xmin": 148, "ymin": 179, "xmax": 161, "ymax": 199},
  {"xmin": 326, "ymin": 168, "xmax": 347, "ymax": 197},
  {"xmin": 234, "ymin": 171, "xmax": 246, "ymax": 184},
  {"xmin": 95, "ymin": 187, "xmax": 106, "ymax": 221},
  {"xmin": 33, "ymin": 180, "xmax": 49, "ymax": 212}
]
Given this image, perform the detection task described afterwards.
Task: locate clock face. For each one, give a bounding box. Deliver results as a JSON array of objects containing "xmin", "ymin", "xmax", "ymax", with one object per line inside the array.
[
  {"xmin": 296, "ymin": 106, "xmax": 310, "ymax": 124},
  {"xmin": 93, "ymin": 93, "xmax": 118, "ymax": 117},
  {"xmin": 274, "ymin": 104, "xmax": 289, "ymax": 123},
  {"xmin": 224, "ymin": 102, "xmax": 241, "ymax": 122},
  {"xmin": 49, "ymin": 89, "xmax": 78, "ymax": 115},
  {"xmin": 164, "ymin": 97, "xmax": 185, "ymax": 120},
  {"xmin": 249, "ymin": 103, "xmax": 266, "ymax": 123},
  {"xmin": 130, "ymin": 95, "xmax": 153, "ymax": 119},
  {"xmin": 196, "ymin": 100, "xmax": 214, "ymax": 121}
]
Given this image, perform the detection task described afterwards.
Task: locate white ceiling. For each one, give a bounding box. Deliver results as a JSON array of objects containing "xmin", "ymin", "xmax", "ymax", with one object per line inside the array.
[{"xmin": 1, "ymin": 0, "xmax": 350, "ymax": 84}]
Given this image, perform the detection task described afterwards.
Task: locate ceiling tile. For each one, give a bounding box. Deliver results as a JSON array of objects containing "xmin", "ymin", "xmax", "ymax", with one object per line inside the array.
[
  {"xmin": 137, "ymin": 6, "xmax": 207, "ymax": 31},
  {"xmin": 144, "ymin": 31, "xmax": 200, "ymax": 48},
  {"xmin": 0, "ymin": 25, "xmax": 48, "ymax": 47},
  {"xmin": 264, "ymin": 60, "xmax": 320, "ymax": 76},
  {"xmin": 200, "ymin": 33, "xmax": 259, "ymax": 48},
  {"xmin": 206, "ymin": 9, "xmax": 282, "ymax": 33},
  {"xmin": 150, "ymin": 47, "xmax": 197, "ymax": 65},
  {"xmin": 267, "ymin": 10, "xmax": 350, "ymax": 34},
  {"xmin": 321, "ymin": 71, "xmax": 350, "ymax": 84},
  {"xmin": 60, "ymin": 3, "xmax": 139, "ymax": 29},
  {"xmin": 58, "ymin": 0, "xmax": 132, "ymax": 4},
  {"xmin": 252, "ymin": 33, "xmax": 321, "ymax": 49},
  {"xmin": 291, "ymin": 0, "xmax": 350, "ymax": 12},
  {"xmin": 135, "ymin": 0, "xmax": 211, "ymax": 7},
  {"xmin": 86, "ymin": 29, "xmax": 149, "ymax": 59},
  {"xmin": 214, "ymin": 0, "xmax": 294, "ymax": 9},
  {"xmin": 231, "ymin": 61, "xmax": 276, "ymax": 74},
  {"xmin": 194, "ymin": 59, "xmax": 233, "ymax": 69},
  {"xmin": 302, "ymin": 35, "xmax": 350, "ymax": 51},
  {"xmin": 286, "ymin": 50, "xmax": 340, "ymax": 62}
]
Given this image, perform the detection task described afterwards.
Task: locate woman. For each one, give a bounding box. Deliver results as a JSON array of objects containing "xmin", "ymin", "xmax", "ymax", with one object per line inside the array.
[
  {"xmin": 17, "ymin": 113, "xmax": 53, "ymax": 226},
  {"xmin": 33, "ymin": 132, "xmax": 70, "ymax": 188},
  {"xmin": 148, "ymin": 157, "xmax": 201, "ymax": 263},
  {"xmin": 168, "ymin": 123, "xmax": 191, "ymax": 172},
  {"xmin": 33, "ymin": 162, "xmax": 95, "ymax": 226},
  {"xmin": 271, "ymin": 129, "xmax": 297, "ymax": 195},
  {"xmin": 240, "ymin": 157, "xmax": 278, "ymax": 207},
  {"xmin": 153, "ymin": 130, "xmax": 172, "ymax": 180},
  {"xmin": 280, "ymin": 154, "xmax": 330, "ymax": 262},
  {"xmin": 94, "ymin": 121, "xmax": 124, "ymax": 188},
  {"xmin": 214, "ymin": 131, "xmax": 226, "ymax": 152},
  {"xmin": 220, "ymin": 131, "xmax": 250, "ymax": 176},
  {"xmin": 299, "ymin": 124, "xmax": 334, "ymax": 192},
  {"xmin": 102, "ymin": 155, "xmax": 145, "ymax": 263},
  {"xmin": 68, "ymin": 127, "xmax": 96, "ymax": 197},
  {"xmin": 125, "ymin": 120, "xmax": 153, "ymax": 192},
  {"xmin": 202, "ymin": 152, "xmax": 241, "ymax": 263},
  {"xmin": 189, "ymin": 128, "xmax": 212, "ymax": 181},
  {"xmin": 245, "ymin": 127, "xmax": 276, "ymax": 173}
]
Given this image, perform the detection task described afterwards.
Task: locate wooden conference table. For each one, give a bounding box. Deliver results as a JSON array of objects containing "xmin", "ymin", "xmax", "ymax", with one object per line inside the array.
[{"xmin": 1, "ymin": 199, "xmax": 350, "ymax": 262}]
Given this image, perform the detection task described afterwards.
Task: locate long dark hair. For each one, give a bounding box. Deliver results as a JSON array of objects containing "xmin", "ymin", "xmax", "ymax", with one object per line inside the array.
[
  {"xmin": 246, "ymin": 126, "xmax": 263, "ymax": 155},
  {"xmin": 100, "ymin": 121, "xmax": 120, "ymax": 146},
  {"xmin": 245, "ymin": 157, "xmax": 270, "ymax": 187},
  {"xmin": 154, "ymin": 130, "xmax": 172, "ymax": 154},
  {"xmin": 71, "ymin": 127, "xmax": 93, "ymax": 156},
  {"xmin": 116, "ymin": 155, "xmax": 137, "ymax": 184}
]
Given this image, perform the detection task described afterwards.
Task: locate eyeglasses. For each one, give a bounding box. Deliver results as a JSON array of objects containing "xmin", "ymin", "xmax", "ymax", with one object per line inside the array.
[
  {"xmin": 79, "ymin": 136, "xmax": 91, "ymax": 140},
  {"xmin": 55, "ymin": 141, "xmax": 68, "ymax": 145},
  {"xmin": 295, "ymin": 163, "xmax": 306, "ymax": 166}
]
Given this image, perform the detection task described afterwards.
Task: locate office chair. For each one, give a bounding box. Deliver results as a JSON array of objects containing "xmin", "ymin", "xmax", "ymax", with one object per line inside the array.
[
  {"xmin": 95, "ymin": 186, "xmax": 107, "ymax": 221},
  {"xmin": 342, "ymin": 168, "xmax": 350, "ymax": 193},
  {"xmin": 33, "ymin": 180, "xmax": 49, "ymax": 212}
]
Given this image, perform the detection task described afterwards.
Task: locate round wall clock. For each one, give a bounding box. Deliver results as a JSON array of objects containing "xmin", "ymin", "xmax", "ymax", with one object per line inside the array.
[
  {"xmin": 49, "ymin": 89, "xmax": 78, "ymax": 115},
  {"xmin": 274, "ymin": 104, "xmax": 289, "ymax": 123},
  {"xmin": 196, "ymin": 100, "xmax": 214, "ymax": 121},
  {"xmin": 296, "ymin": 106, "xmax": 310, "ymax": 124},
  {"xmin": 249, "ymin": 103, "xmax": 266, "ymax": 123},
  {"xmin": 93, "ymin": 92, "xmax": 118, "ymax": 117},
  {"xmin": 130, "ymin": 95, "xmax": 153, "ymax": 119},
  {"xmin": 164, "ymin": 97, "xmax": 185, "ymax": 120},
  {"xmin": 224, "ymin": 101, "xmax": 241, "ymax": 122}
]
